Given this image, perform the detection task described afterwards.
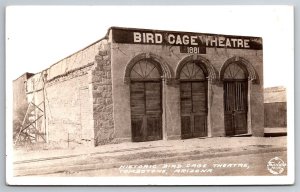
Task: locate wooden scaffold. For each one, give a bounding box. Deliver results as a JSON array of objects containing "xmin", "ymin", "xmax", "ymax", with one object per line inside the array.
[{"xmin": 14, "ymin": 71, "xmax": 48, "ymax": 146}]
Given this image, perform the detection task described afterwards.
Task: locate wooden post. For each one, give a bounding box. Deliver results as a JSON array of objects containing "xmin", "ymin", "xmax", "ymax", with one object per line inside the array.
[
  {"xmin": 14, "ymin": 103, "xmax": 31, "ymax": 144},
  {"xmin": 42, "ymin": 71, "xmax": 48, "ymax": 143},
  {"xmin": 247, "ymin": 80, "xmax": 252, "ymax": 134},
  {"xmin": 32, "ymin": 78, "xmax": 37, "ymax": 138},
  {"xmin": 162, "ymin": 77, "xmax": 167, "ymax": 140},
  {"xmin": 207, "ymin": 79, "xmax": 212, "ymax": 137}
]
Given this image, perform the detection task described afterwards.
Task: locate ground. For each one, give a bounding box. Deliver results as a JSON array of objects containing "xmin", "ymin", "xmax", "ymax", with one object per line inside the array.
[
  {"xmin": 12, "ymin": 136, "xmax": 287, "ymax": 177},
  {"xmin": 65, "ymin": 151, "xmax": 287, "ymax": 176}
]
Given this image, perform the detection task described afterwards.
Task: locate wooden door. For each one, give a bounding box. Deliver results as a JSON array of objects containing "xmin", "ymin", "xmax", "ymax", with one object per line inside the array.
[
  {"xmin": 130, "ymin": 60, "xmax": 162, "ymax": 142},
  {"xmin": 223, "ymin": 63, "xmax": 248, "ymax": 136},
  {"xmin": 180, "ymin": 82, "xmax": 207, "ymax": 139},
  {"xmin": 179, "ymin": 62, "xmax": 208, "ymax": 139},
  {"xmin": 131, "ymin": 82, "xmax": 162, "ymax": 142}
]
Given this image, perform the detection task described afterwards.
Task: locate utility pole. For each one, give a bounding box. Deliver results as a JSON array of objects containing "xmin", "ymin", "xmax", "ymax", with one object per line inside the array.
[{"xmin": 42, "ymin": 71, "xmax": 48, "ymax": 143}]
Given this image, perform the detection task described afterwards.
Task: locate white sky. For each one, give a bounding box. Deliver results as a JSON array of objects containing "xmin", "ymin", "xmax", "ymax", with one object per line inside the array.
[{"xmin": 6, "ymin": 6, "xmax": 294, "ymax": 88}]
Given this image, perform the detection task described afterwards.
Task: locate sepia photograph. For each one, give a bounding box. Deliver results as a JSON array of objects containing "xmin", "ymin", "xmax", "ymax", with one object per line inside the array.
[{"xmin": 6, "ymin": 5, "xmax": 294, "ymax": 185}]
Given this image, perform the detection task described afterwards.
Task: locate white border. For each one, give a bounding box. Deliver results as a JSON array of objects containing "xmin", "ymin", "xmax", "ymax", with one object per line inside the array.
[{"xmin": 6, "ymin": 5, "xmax": 294, "ymax": 185}]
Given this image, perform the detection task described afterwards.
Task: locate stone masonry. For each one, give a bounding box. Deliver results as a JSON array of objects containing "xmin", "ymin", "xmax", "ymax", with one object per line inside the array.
[{"xmin": 91, "ymin": 40, "xmax": 115, "ymax": 146}]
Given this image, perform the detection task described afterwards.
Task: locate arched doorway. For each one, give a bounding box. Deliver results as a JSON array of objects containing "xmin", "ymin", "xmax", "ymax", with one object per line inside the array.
[
  {"xmin": 179, "ymin": 61, "xmax": 208, "ymax": 139},
  {"xmin": 129, "ymin": 59, "xmax": 163, "ymax": 142},
  {"xmin": 223, "ymin": 63, "xmax": 248, "ymax": 136}
]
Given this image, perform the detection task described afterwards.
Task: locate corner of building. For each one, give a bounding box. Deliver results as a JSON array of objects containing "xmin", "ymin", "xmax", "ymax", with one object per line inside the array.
[{"xmin": 91, "ymin": 38, "xmax": 115, "ymax": 146}]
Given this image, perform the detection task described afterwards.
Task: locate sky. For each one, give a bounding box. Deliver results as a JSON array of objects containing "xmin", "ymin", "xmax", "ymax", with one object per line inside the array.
[{"xmin": 6, "ymin": 6, "xmax": 294, "ymax": 88}]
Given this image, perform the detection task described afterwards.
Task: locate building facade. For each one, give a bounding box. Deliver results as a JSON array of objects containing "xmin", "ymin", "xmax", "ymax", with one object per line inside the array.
[
  {"xmin": 13, "ymin": 27, "xmax": 264, "ymax": 147},
  {"xmin": 264, "ymin": 87, "xmax": 287, "ymax": 136}
]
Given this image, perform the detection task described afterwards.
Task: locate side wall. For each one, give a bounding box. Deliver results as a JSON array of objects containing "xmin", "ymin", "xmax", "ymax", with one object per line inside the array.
[
  {"xmin": 45, "ymin": 68, "xmax": 94, "ymax": 146},
  {"xmin": 26, "ymin": 73, "xmax": 46, "ymax": 141},
  {"xmin": 13, "ymin": 73, "xmax": 34, "ymax": 119},
  {"xmin": 264, "ymin": 87, "xmax": 287, "ymax": 128},
  {"xmin": 13, "ymin": 73, "xmax": 34, "ymax": 139},
  {"xmin": 264, "ymin": 102, "xmax": 287, "ymax": 128},
  {"xmin": 25, "ymin": 39, "xmax": 110, "ymax": 147}
]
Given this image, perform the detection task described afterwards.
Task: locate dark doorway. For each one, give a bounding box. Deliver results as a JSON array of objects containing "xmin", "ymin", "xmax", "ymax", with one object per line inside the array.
[{"xmin": 223, "ymin": 63, "xmax": 248, "ymax": 136}]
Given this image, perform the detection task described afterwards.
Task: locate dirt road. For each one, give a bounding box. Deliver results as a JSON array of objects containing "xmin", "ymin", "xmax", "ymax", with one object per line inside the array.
[
  {"xmin": 13, "ymin": 136, "xmax": 287, "ymax": 177},
  {"xmin": 56, "ymin": 150, "xmax": 287, "ymax": 176}
]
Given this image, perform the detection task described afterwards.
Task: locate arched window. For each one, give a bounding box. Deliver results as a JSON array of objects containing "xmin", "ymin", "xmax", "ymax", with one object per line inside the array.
[
  {"xmin": 130, "ymin": 60, "xmax": 161, "ymax": 80},
  {"xmin": 179, "ymin": 62, "xmax": 206, "ymax": 80},
  {"xmin": 223, "ymin": 63, "xmax": 248, "ymax": 80}
]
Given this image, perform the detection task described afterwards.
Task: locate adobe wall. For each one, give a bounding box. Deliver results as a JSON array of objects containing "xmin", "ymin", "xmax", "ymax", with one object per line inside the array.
[
  {"xmin": 44, "ymin": 69, "xmax": 94, "ymax": 146},
  {"xmin": 25, "ymin": 38, "xmax": 113, "ymax": 147},
  {"xmin": 264, "ymin": 87, "xmax": 287, "ymax": 128}
]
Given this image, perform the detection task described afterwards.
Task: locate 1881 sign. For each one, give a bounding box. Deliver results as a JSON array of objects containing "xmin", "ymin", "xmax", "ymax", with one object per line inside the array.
[
  {"xmin": 111, "ymin": 27, "xmax": 263, "ymax": 53},
  {"xmin": 180, "ymin": 46, "xmax": 206, "ymax": 54}
]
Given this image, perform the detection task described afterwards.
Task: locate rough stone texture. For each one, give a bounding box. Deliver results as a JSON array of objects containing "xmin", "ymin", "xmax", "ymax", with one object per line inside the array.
[{"xmin": 91, "ymin": 40, "xmax": 114, "ymax": 146}]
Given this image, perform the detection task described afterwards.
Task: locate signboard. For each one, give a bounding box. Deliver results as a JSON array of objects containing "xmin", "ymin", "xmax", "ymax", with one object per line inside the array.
[
  {"xmin": 180, "ymin": 46, "xmax": 206, "ymax": 54},
  {"xmin": 111, "ymin": 27, "xmax": 263, "ymax": 53}
]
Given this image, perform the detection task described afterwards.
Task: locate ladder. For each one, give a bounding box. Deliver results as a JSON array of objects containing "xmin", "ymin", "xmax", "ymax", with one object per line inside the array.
[{"xmin": 14, "ymin": 101, "xmax": 46, "ymax": 145}]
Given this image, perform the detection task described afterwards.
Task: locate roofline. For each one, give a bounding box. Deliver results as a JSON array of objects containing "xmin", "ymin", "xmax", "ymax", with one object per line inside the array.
[
  {"xmin": 13, "ymin": 72, "xmax": 35, "ymax": 82},
  {"xmin": 109, "ymin": 26, "xmax": 263, "ymax": 39},
  {"xmin": 43, "ymin": 31, "xmax": 110, "ymax": 73},
  {"xmin": 25, "ymin": 28, "xmax": 111, "ymax": 82},
  {"xmin": 18, "ymin": 26, "xmax": 262, "ymax": 82}
]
